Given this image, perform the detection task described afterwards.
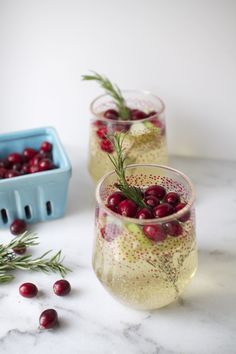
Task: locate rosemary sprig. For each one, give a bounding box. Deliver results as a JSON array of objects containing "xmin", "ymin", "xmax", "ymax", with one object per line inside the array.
[
  {"xmin": 82, "ymin": 71, "xmax": 130, "ymax": 120},
  {"xmin": 0, "ymin": 232, "xmax": 71, "ymax": 284},
  {"xmin": 107, "ymin": 133, "xmax": 147, "ymax": 209}
]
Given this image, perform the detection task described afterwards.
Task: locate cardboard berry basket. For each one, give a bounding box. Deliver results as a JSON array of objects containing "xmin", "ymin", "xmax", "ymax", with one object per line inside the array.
[{"xmin": 0, "ymin": 127, "xmax": 72, "ymax": 227}]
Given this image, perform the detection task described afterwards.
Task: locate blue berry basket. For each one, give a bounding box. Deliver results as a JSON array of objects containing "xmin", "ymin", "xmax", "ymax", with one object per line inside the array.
[{"xmin": 0, "ymin": 127, "xmax": 72, "ymax": 227}]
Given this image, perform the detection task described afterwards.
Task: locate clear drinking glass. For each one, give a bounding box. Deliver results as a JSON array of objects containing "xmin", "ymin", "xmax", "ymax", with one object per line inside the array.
[
  {"xmin": 92, "ymin": 164, "xmax": 197, "ymax": 310},
  {"xmin": 88, "ymin": 91, "xmax": 168, "ymax": 182}
]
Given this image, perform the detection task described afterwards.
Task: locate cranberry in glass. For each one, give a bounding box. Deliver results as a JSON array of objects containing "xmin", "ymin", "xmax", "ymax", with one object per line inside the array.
[
  {"xmin": 144, "ymin": 195, "xmax": 160, "ymax": 208},
  {"xmin": 164, "ymin": 192, "xmax": 180, "ymax": 207},
  {"xmin": 117, "ymin": 199, "xmax": 138, "ymax": 217},
  {"xmin": 7, "ymin": 153, "xmax": 22, "ymax": 165},
  {"xmin": 164, "ymin": 221, "xmax": 183, "ymax": 237},
  {"xmin": 136, "ymin": 208, "xmax": 153, "ymax": 219},
  {"xmin": 100, "ymin": 139, "xmax": 114, "ymax": 153},
  {"xmin": 175, "ymin": 202, "xmax": 191, "ymax": 222},
  {"xmin": 10, "ymin": 219, "xmax": 27, "ymax": 235},
  {"xmin": 13, "ymin": 245, "xmax": 27, "ymax": 255},
  {"xmin": 39, "ymin": 309, "xmax": 58, "ymax": 329},
  {"xmin": 106, "ymin": 204, "xmax": 117, "ymax": 213},
  {"xmin": 40, "ymin": 141, "xmax": 52, "ymax": 153},
  {"xmin": 153, "ymin": 203, "xmax": 174, "ymax": 218},
  {"xmin": 144, "ymin": 185, "xmax": 166, "ymax": 200},
  {"xmin": 19, "ymin": 282, "xmax": 38, "ymax": 298},
  {"xmin": 131, "ymin": 109, "xmax": 147, "ymax": 120},
  {"xmin": 5, "ymin": 170, "xmax": 20, "ymax": 178},
  {"xmin": 38, "ymin": 159, "xmax": 53, "ymax": 171},
  {"xmin": 96, "ymin": 126, "xmax": 108, "ymax": 139},
  {"xmin": 53, "ymin": 279, "xmax": 71, "ymax": 296},
  {"xmin": 147, "ymin": 110, "xmax": 158, "ymax": 117},
  {"xmin": 107, "ymin": 191, "xmax": 126, "ymax": 207},
  {"xmin": 113, "ymin": 123, "xmax": 130, "ymax": 133},
  {"xmin": 101, "ymin": 223, "xmax": 121, "ymax": 242},
  {"xmin": 23, "ymin": 148, "xmax": 38, "ymax": 161},
  {"xmin": 143, "ymin": 224, "xmax": 167, "ymax": 242},
  {"xmin": 104, "ymin": 109, "xmax": 119, "ymax": 120}
]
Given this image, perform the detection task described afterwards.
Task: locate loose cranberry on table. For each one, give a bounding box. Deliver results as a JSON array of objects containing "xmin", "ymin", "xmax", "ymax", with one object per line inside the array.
[
  {"xmin": 39, "ymin": 309, "xmax": 58, "ymax": 329},
  {"xmin": 144, "ymin": 195, "xmax": 160, "ymax": 208},
  {"xmin": 53, "ymin": 279, "xmax": 71, "ymax": 296},
  {"xmin": 175, "ymin": 202, "xmax": 191, "ymax": 222},
  {"xmin": 117, "ymin": 199, "xmax": 138, "ymax": 217},
  {"xmin": 136, "ymin": 208, "xmax": 153, "ymax": 219},
  {"xmin": 144, "ymin": 185, "xmax": 166, "ymax": 200},
  {"xmin": 153, "ymin": 203, "xmax": 174, "ymax": 218},
  {"xmin": 40, "ymin": 141, "xmax": 52, "ymax": 153},
  {"xmin": 100, "ymin": 138, "xmax": 114, "ymax": 153},
  {"xmin": 19, "ymin": 282, "xmax": 38, "ymax": 298},
  {"xmin": 164, "ymin": 192, "xmax": 181, "ymax": 207},
  {"xmin": 7, "ymin": 153, "xmax": 22, "ymax": 165},
  {"xmin": 104, "ymin": 109, "xmax": 119, "ymax": 120},
  {"xmin": 164, "ymin": 221, "xmax": 183, "ymax": 237},
  {"xmin": 143, "ymin": 224, "xmax": 167, "ymax": 242},
  {"xmin": 107, "ymin": 191, "xmax": 126, "ymax": 207},
  {"xmin": 10, "ymin": 219, "xmax": 27, "ymax": 235}
]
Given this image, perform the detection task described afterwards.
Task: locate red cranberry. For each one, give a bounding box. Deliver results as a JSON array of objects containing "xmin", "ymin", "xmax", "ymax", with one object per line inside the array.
[
  {"xmin": 164, "ymin": 192, "xmax": 180, "ymax": 207},
  {"xmin": 7, "ymin": 153, "xmax": 22, "ymax": 165},
  {"xmin": 94, "ymin": 120, "xmax": 106, "ymax": 127},
  {"xmin": 136, "ymin": 208, "xmax": 153, "ymax": 219},
  {"xmin": 39, "ymin": 151, "xmax": 52, "ymax": 159},
  {"xmin": 39, "ymin": 309, "xmax": 58, "ymax": 329},
  {"xmin": 144, "ymin": 195, "xmax": 160, "ymax": 208},
  {"xmin": 107, "ymin": 191, "xmax": 126, "ymax": 207},
  {"xmin": 29, "ymin": 165, "xmax": 39, "ymax": 173},
  {"xmin": 96, "ymin": 126, "xmax": 108, "ymax": 139},
  {"xmin": 113, "ymin": 123, "xmax": 130, "ymax": 133},
  {"xmin": 40, "ymin": 141, "xmax": 52, "ymax": 153},
  {"xmin": 0, "ymin": 159, "xmax": 10, "ymax": 169},
  {"xmin": 5, "ymin": 170, "xmax": 20, "ymax": 178},
  {"xmin": 100, "ymin": 138, "xmax": 114, "ymax": 153},
  {"xmin": 104, "ymin": 109, "xmax": 119, "ymax": 120},
  {"xmin": 21, "ymin": 163, "xmax": 30, "ymax": 174},
  {"xmin": 53, "ymin": 279, "xmax": 71, "ymax": 296},
  {"xmin": 38, "ymin": 159, "xmax": 53, "ymax": 171},
  {"xmin": 19, "ymin": 282, "xmax": 38, "ymax": 298},
  {"xmin": 117, "ymin": 199, "xmax": 138, "ymax": 217},
  {"xmin": 0, "ymin": 167, "xmax": 7, "ymax": 178},
  {"xmin": 10, "ymin": 219, "xmax": 27, "ymax": 235},
  {"xmin": 147, "ymin": 111, "xmax": 158, "ymax": 117},
  {"xmin": 131, "ymin": 109, "xmax": 147, "ymax": 120},
  {"xmin": 23, "ymin": 148, "xmax": 38, "ymax": 161},
  {"xmin": 150, "ymin": 118, "xmax": 165, "ymax": 135},
  {"xmin": 143, "ymin": 224, "xmax": 167, "ymax": 242},
  {"xmin": 101, "ymin": 223, "xmax": 121, "ymax": 241},
  {"xmin": 13, "ymin": 245, "xmax": 27, "ymax": 254},
  {"xmin": 175, "ymin": 203, "xmax": 191, "ymax": 222},
  {"xmin": 164, "ymin": 221, "xmax": 183, "ymax": 237},
  {"xmin": 12, "ymin": 163, "xmax": 22, "ymax": 172},
  {"xmin": 29, "ymin": 154, "xmax": 41, "ymax": 166},
  {"xmin": 144, "ymin": 185, "xmax": 166, "ymax": 200},
  {"xmin": 153, "ymin": 203, "xmax": 174, "ymax": 218}
]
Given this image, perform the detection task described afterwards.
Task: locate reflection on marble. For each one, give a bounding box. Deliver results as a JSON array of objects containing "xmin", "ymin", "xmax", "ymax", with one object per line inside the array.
[{"xmin": 0, "ymin": 154, "xmax": 235, "ymax": 354}]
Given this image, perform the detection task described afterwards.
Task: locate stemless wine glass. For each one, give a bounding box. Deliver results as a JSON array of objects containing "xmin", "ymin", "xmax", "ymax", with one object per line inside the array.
[
  {"xmin": 88, "ymin": 91, "xmax": 168, "ymax": 182},
  {"xmin": 92, "ymin": 164, "xmax": 197, "ymax": 310}
]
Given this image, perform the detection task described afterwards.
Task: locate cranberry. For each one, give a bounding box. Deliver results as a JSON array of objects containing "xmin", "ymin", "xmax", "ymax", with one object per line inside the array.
[
  {"xmin": 106, "ymin": 204, "xmax": 117, "ymax": 213},
  {"xmin": 29, "ymin": 154, "xmax": 41, "ymax": 166},
  {"xmin": 144, "ymin": 185, "xmax": 166, "ymax": 200},
  {"xmin": 147, "ymin": 111, "xmax": 158, "ymax": 117},
  {"xmin": 143, "ymin": 224, "xmax": 167, "ymax": 242},
  {"xmin": 144, "ymin": 195, "xmax": 160, "ymax": 208},
  {"xmin": 96, "ymin": 126, "xmax": 108, "ymax": 139},
  {"xmin": 130, "ymin": 109, "xmax": 147, "ymax": 120},
  {"xmin": 101, "ymin": 223, "xmax": 121, "ymax": 241},
  {"xmin": 94, "ymin": 120, "xmax": 105, "ymax": 127},
  {"xmin": 21, "ymin": 163, "xmax": 30, "ymax": 174},
  {"xmin": 39, "ymin": 309, "xmax": 58, "ymax": 329},
  {"xmin": 136, "ymin": 208, "xmax": 153, "ymax": 219},
  {"xmin": 107, "ymin": 191, "xmax": 126, "ymax": 207},
  {"xmin": 164, "ymin": 192, "xmax": 180, "ymax": 207},
  {"xmin": 5, "ymin": 170, "xmax": 20, "ymax": 178},
  {"xmin": 100, "ymin": 138, "xmax": 114, "ymax": 153},
  {"xmin": 0, "ymin": 159, "xmax": 10, "ymax": 169},
  {"xmin": 117, "ymin": 199, "xmax": 138, "ymax": 217},
  {"xmin": 175, "ymin": 203, "xmax": 191, "ymax": 222},
  {"xmin": 7, "ymin": 153, "xmax": 22, "ymax": 165},
  {"xmin": 104, "ymin": 109, "xmax": 119, "ymax": 120},
  {"xmin": 0, "ymin": 167, "xmax": 7, "ymax": 178},
  {"xmin": 10, "ymin": 219, "xmax": 27, "ymax": 235},
  {"xmin": 153, "ymin": 203, "xmax": 174, "ymax": 218},
  {"xmin": 29, "ymin": 165, "xmax": 39, "ymax": 173},
  {"xmin": 23, "ymin": 148, "xmax": 38, "ymax": 161},
  {"xmin": 13, "ymin": 245, "xmax": 27, "ymax": 254},
  {"xmin": 12, "ymin": 163, "xmax": 22, "ymax": 172},
  {"xmin": 38, "ymin": 159, "xmax": 53, "ymax": 171},
  {"xmin": 164, "ymin": 221, "xmax": 183, "ymax": 237},
  {"xmin": 40, "ymin": 141, "xmax": 52, "ymax": 153},
  {"xmin": 150, "ymin": 118, "xmax": 165, "ymax": 135},
  {"xmin": 53, "ymin": 279, "xmax": 71, "ymax": 296},
  {"xmin": 113, "ymin": 123, "xmax": 130, "ymax": 133},
  {"xmin": 19, "ymin": 282, "xmax": 38, "ymax": 298},
  {"xmin": 39, "ymin": 151, "xmax": 52, "ymax": 159}
]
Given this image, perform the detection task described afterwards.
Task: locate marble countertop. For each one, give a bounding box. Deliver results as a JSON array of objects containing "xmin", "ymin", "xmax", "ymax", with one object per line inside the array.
[{"xmin": 0, "ymin": 152, "xmax": 235, "ymax": 354}]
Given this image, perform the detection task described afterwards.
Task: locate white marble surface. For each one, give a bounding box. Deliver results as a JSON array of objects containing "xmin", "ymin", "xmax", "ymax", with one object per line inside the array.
[{"xmin": 0, "ymin": 151, "xmax": 236, "ymax": 354}]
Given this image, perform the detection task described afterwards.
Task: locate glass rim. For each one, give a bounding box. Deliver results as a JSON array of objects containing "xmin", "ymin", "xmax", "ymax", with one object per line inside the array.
[
  {"xmin": 96, "ymin": 163, "xmax": 196, "ymax": 225},
  {"xmin": 90, "ymin": 90, "xmax": 165, "ymax": 124}
]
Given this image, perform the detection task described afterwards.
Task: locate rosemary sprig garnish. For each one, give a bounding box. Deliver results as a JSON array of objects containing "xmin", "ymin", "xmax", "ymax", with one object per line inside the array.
[
  {"xmin": 107, "ymin": 133, "xmax": 147, "ymax": 209},
  {"xmin": 0, "ymin": 232, "xmax": 71, "ymax": 284},
  {"xmin": 82, "ymin": 71, "xmax": 130, "ymax": 120}
]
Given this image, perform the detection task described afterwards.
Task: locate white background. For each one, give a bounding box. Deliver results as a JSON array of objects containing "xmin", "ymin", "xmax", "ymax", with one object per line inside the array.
[{"xmin": 0, "ymin": 0, "xmax": 236, "ymax": 161}]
